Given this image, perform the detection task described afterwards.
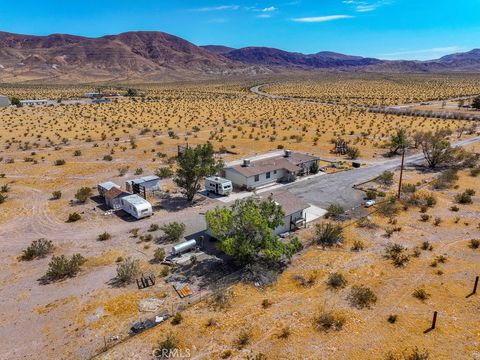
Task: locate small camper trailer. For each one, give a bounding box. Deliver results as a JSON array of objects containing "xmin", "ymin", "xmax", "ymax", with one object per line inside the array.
[
  {"xmin": 121, "ymin": 195, "xmax": 153, "ymax": 219},
  {"xmin": 205, "ymin": 177, "xmax": 233, "ymax": 196}
]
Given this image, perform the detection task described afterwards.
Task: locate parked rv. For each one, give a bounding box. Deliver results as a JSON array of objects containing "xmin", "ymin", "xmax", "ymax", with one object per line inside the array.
[
  {"xmin": 171, "ymin": 239, "xmax": 197, "ymax": 256},
  {"xmin": 121, "ymin": 195, "xmax": 153, "ymax": 219},
  {"xmin": 205, "ymin": 176, "xmax": 233, "ymax": 196}
]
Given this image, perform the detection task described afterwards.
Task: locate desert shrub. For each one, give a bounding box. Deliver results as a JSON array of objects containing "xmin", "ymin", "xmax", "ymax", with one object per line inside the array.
[
  {"xmin": 401, "ymin": 183, "xmax": 417, "ymax": 193},
  {"xmin": 294, "ymin": 271, "xmax": 318, "ymax": 287},
  {"xmin": 103, "ymin": 154, "xmax": 113, "ymax": 161},
  {"xmin": 433, "ymin": 217, "xmax": 442, "ymax": 226},
  {"xmin": 385, "ymin": 243, "xmax": 410, "ymax": 267},
  {"xmin": 140, "ymin": 233, "xmax": 153, "ymax": 242},
  {"xmin": 154, "ymin": 333, "xmax": 178, "ymax": 358},
  {"xmin": 160, "ymin": 222, "xmax": 186, "ymax": 242},
  {"xmin": 261, "ymin": 299, "xmax": 272, "ymax": 308},
  {"xmin": 386, "ymin": 347, "xmax": 429, "ymax": 360},
  {"xmin": 97, "ymin": 232, "xmax": 111, "ymax": 241},
  {"xmin": 377, "ymin": 198, "xmax": 400, "ymax": 217},
  {"xmin": 387, "ymin": 314, "xmax": 398, "ymax": 324},
  {"xmin": 469, "ymin": 239, "xmax": 480, "ymax": 249},
  {"xmin": 154, "ymin": 248, "xmax": 166, "ymax": 262},
  {"xmin": 51, "ymin": 191, "xmax": 62, "ymax": 200},
  {"xmin": 455, "ymin": 191, "xmax": 473, "ymax": 204},
  {"xmin": 67, "ymin": 212, "xmax": 81, "ymax": 222},
  {"xmin": 74, "ymin": 187, "xmax": 92, "ymax": 203},
  {"xmin": 116, "ymin": 257, "xmax": 139, "ymax": 284},
  {"xmin": 155, "ymin": 167, "xmax": 174, "ymax": 179},
  {"xmin": 324, "ymin": 203, "xmax": 345, "ymax": 219},
  {"xmin": 376, "ymin": 171, "xmax": 394, "ymax": 186},
  {"xmin": 160, "ymin": 266, "xmax": 170, "ymax": 277},
  {"xmin": 470, "ymin": 168, "xmax": 480, "ymax": 177},
  {"xmin": 450, "ymin": 205, "xmax": 460, "ymax": 212},
  {"xmin": 21, "ymin": 238, "xmax": 54, "ymax": 260},
  {"xmin": 0, "ymin": 194, "xmax": 6, "ymax": 204},
  {"xmin": 412, "ymin": 288, "xmax": 430, "ymax": 301},
  {"xmin": 326, "ymin": 272, "xmax": 347, "ymax": 289},
  {"xmin": 366, "ymin": 190, "xmax": 377, "ymax": 200},
  {"xmin": 171, "ymin": 312, "xmax": 183, "ymax": 325},
  {"xmin": 421, "ymin": 241, "xmax": 433, "ymax": 251},
  {"xmin": 420, "ymin": 214, "xmax": 430, "ymax": 222},
  {"xmin": 349, "ymin": 285, "xmax": 377, "ymax": 309},
  {"xmin": 73, "ymin": 150, "xmax": 82, "ymax": 156},
  {"xmin": 212, "ymin": 288, "xmax": 232, "ymax": 310},
  {"xmin": 54, "ymin": 159, "xmax": 66, "ymax": 166},
  {"xmin": 149, "ymin": 223, "xmax": 160, "ymax": 232},
  {"xmin": 46, "ymin": 254, "xmax": 86, "ymax": 280},
  {"xmin": 310, "ymin": 162, "xmax": 320, "ymax": 174},
  {"xmin": 278, "ymin": 326, "xmax": 291, "ymax": 339},
  {"xmin": 433, "ymin": 169, "xmax": 458, "ymax": 189},
  {"xmin": 315, "ymin": 222, "xmax": 344, "ymax": 247},
  {"xmin": 357, "ymin": 217, "xmax": 376, "ymax": 229},
  {"xmin": 346, "ymin": 146, "xmax": 360, "ymax": 159},
  {"xmin": 315, "ymin": 311, "xmax": 345, "ymax": 331},
  {"xmin": 465, "ymin": 188, "xmax": 476, "ymax": 196},
  {"xmin": 117, "ymin": 166, "xmax": 129, "ymax": 176},
  {"xmin": 236, "ymin": 330, "xmax": 252, "ymax": 348},
  {"xmin": 351, "ymin": 240, "xmax": 365, "ymax": 251}
]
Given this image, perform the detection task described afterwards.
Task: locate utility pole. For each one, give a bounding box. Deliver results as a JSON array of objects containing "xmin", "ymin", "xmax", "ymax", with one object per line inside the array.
[{"xmin": 397, "ymin": 145, "xmax": 406, "ymax": 200}]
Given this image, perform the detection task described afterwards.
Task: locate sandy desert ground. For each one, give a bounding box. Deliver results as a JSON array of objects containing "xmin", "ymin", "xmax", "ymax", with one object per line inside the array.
[{"xmin": 0, "ymin": 77, "xmax": 479, "ymax": 360}]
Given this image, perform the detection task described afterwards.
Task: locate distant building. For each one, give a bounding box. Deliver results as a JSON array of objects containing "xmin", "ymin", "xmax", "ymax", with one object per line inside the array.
[
  {"xmin": 0, "ymin": 96, "xmax": 11, "ymax": 107},
  {"xmin": 223, "ymin": 150, "xmax": 320, "ymax": 190},
  {"xmin": 20, "ymin": 99, "xmax": 49, "ymax": 106}
]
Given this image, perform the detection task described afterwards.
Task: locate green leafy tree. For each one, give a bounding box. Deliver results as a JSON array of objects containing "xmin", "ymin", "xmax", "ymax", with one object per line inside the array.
[
  {"xmin": 388, "ymin": 128, "xmax": 409, "ymax": 155},
  {"xmin": 174, "ymin": 142, "xmax": 223, "ymax": 202},
  {"xmin": 10, "ymin": 97, "xmax": 21, "ymax": 107},
  {"xmin": 417, "ymin": 130, "xmax": 463, "ymax": 168},
  {"xmin": 206, "ymin": 196, "xmax": 299, "ymax": 265}
]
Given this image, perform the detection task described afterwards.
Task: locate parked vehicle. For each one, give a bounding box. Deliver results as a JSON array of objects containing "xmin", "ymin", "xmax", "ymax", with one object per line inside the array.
[
  {"xmin": 364, "ymin": 200, "xmax": 376, "ymax": 208},
  {"xmin": 205, "ymin": 176, "xmax": 233, "ymax": 196},
  {"xmin": 121, "ymin": 195, "xmax": 153, "ymax": 219}
]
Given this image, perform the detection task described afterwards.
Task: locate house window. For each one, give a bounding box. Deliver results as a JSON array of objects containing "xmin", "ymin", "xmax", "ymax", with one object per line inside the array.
[
  {"xmin": 254, "ymin": 175, "xmax": 260, "ymax": 182},
  {"xmin": 274, "ymin": 170, "xmax": 277, "ymax": 174},
  {"xmin": 266, "ymin": 172, "xmax": 271, "ymax": 179}
]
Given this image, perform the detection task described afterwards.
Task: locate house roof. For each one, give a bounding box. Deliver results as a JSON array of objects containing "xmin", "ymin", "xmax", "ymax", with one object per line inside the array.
[
  {"xmin": 104, "ymin": 187, "xmax": 130, "ymax": 200},
  {"xmin": 225, "ymin": 152, "xmax": 319, "ymax": 178},
  {"xmin": 99, "ymin": 181, "xmax": 120, "ymax": 191},
  {"xmin": 263, "ymin": 190, "xmax": 310, "ymax": 216}
]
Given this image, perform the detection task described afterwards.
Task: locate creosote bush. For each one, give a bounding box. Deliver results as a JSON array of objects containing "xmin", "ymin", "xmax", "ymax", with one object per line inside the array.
[
  {"xmin": 349, "ymin": 285, "xmax": 377, "ymax": 309},
  {"xmin": 315, "ymin": 311, "xmax": 345, "ymax": 332},
  {"xmin": 160, "ymin": 222, "xmax": 186, "ymax": 242},
  {"xmin": 326, "ymin": 272, "xmax": 347, "ymax": 289},
  {"xmin": 315, "ymin": 222, "xmax": 344, "ymax": 247},
  {"xmin": 46, "ymin": 254, "xmax": 86, "ymax": 280},
  {"xmin": 412, "ymin": 288, "xmax": 430, "ymax": 301},
  {"xmin": 116, "ymin": 257, "xmax": 140, "ymax": 284},
  {"xmin": 469, "ymin": 239, "xmax": 480, "ymax": 249},
  {"xmin": 67, "ymin": 212, "xmax": 81, "ymax": 222},
  {"xmin": 97, "ymin": 232, "xmax": 111, "ymax": 241},
  {"xmin": 21, "ymin": 238, "xmax": 54, "ymax": 260}
]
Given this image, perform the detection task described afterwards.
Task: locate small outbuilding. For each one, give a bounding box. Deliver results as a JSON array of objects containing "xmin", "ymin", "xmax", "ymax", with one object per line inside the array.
[
  {"xmin": 98, "ymin": 181, "xmax": 120, "ymax": 197},
  {"xmin": 121, "ymin": 195, "xmax": 153, "ymax": 219},
  {"xmin": 126, "ymin": 175, "xmax": 161, "ymax": 194},
  {"xmin": 0, "ymin": 96, "xmax": 11, "ymax": 107},
  {"xmin": 104, "ymin": 187, "xmax": 130, "ymax": 210}
]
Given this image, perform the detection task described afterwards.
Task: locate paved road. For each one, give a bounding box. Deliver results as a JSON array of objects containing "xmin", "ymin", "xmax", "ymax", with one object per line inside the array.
[{"xmin": 285, "ymin": 136, "xmax": 480, "ymax": 212}]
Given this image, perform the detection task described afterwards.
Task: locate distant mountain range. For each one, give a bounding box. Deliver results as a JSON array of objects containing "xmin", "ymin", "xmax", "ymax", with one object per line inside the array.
[{"xmin": 0, "ymin": 31, "xmax": 479, "ymax": 83}]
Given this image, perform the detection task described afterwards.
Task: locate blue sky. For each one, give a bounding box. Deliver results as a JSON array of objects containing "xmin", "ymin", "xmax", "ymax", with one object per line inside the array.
[{"xmin": 1, "ymin": 0, "xmax": 478, "ymax": 60}]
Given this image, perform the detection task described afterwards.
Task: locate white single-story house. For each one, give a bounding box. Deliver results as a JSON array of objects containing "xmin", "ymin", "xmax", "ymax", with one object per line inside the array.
[
  {"xmin": 121, "ymin": 194, "xmax": 153, "ymax": 219},
  {"xmin": 125, "ymin": 175, "xmax": 161, "ymax": 193},
  {"xmin": 263, "ymin": 191, "xmax": 310, "ymax": 235},
  {"xmin": 0, "ymin": 96, "xmax": 11, "ymax": 107},
  {"xmin": 223, "ymin": 151, "xmax": 320, "ymax": 190},
  {"xmin": 98, "ymin": 181, "xmax": 121, "ymax": 197},
  {"xmin": 104, "ymin": 187, "xmax": 131, "ymax": 210}
]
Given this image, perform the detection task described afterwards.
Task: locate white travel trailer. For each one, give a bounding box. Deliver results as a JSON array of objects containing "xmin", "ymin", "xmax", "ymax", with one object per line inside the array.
[
  {"xmin": 171, "ymin": 239, "xmax": 197, "ymax": 256},
  {"xmin": 205, "ymin": 176, "xmax": 233, "ymax": 196},
  {"xmin": 121, "ymin": 195, "xmax": 153, "ymax": 219}
]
